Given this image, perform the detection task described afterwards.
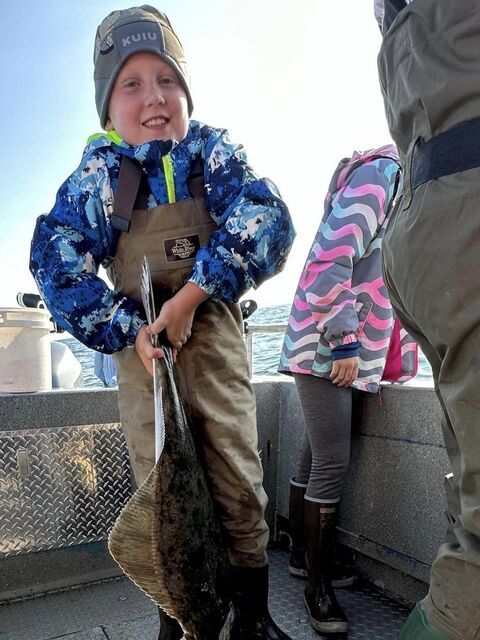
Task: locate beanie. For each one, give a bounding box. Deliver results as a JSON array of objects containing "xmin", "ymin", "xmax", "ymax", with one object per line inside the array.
[{"xmin": 94, "ymin": 5, "xmax": 193, "ymax": 128}]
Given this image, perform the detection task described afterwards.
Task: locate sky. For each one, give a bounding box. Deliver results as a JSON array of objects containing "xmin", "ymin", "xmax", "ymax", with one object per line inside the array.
[{"xmin": 0, "ymin": 0, "xmax": 390, "ymax": 310}]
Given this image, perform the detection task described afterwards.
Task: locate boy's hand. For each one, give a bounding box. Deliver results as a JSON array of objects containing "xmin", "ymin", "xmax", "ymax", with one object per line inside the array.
[
  {"xmin": 134, "ymin": 324, "xmax": 165, "ymax": 376},
  {"xmin": 148, "ymin": 282, "xmax": 209, "ymax": 351},
  {"xmin": 330, "ymin": 356, "xmax": 359, "ymax": 388}
]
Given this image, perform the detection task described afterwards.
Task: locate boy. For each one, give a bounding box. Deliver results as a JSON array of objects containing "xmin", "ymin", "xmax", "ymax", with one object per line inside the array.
[{"xmin": 30, "ymin": 6, "xmax": 295, "ymax": 640}]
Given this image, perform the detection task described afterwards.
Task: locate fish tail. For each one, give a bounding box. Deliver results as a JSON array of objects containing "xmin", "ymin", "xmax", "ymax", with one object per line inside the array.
[{"xmin": 108, "ymin": 468, "xmax": 176, "ymax": 618}]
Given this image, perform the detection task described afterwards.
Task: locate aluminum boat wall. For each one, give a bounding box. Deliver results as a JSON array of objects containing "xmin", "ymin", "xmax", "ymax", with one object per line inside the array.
[{"xmin": 0, "ymin": 381, "xmax": 445, "ymax": 605}]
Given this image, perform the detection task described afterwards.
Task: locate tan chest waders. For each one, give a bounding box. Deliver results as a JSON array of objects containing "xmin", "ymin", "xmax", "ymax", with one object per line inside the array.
[{"xmin": 109, "ymin": 156, "xmax": 268, "ymax": 567}]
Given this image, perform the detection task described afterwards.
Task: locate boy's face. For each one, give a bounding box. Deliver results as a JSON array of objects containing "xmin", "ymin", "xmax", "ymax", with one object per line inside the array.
[{"xmin": 106, "ymin": 52, "xmax": 189, "ymax": 146}]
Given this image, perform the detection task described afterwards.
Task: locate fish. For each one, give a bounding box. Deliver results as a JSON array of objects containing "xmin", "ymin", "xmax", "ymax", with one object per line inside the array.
[{"xmin": 108, "ymin": 256, "xmax": 232, "ymax": 640}]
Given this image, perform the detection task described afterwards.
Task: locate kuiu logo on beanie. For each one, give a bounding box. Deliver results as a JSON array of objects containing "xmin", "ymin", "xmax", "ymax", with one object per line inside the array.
[
  {"xmin": 94, "ymin": 5, "xmax": 193, "ymax": 129},
  {"xmin": 116, "ymin": 23, "xmax": 159, "ymax": 50}
]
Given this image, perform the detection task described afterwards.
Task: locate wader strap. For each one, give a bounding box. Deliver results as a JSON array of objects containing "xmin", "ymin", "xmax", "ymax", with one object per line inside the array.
[
  {"xmin": 112, "ymin": 156, "xmax": 205, "ymax": 232},
  {"xmin": 411, "ymin": 118, "xmax": 480, "ymax": 189},
  {"xmin": 187, "ymin": 157, "xmax": 205, "ymax": 199},
  {"xmin": 111, "ymin": 157, "xmax": 143, "ymax": 233}
]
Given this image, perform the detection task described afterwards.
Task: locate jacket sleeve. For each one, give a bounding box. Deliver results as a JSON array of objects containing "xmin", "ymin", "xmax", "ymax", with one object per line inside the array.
[
  {"xmin": 29, "ymin": 155, "xmax": 145, "ymax": 353},
  {"xmin": 303, "ymin": 158, "xmax": 400, "ymax": 348},
  {"xmin": 189, "ymin": 129, "xmax": 295, "ymax": 303}
]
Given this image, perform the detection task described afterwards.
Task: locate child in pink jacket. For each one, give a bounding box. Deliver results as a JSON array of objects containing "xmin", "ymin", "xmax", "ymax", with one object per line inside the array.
[{"xmin": 279, "ymin": 145, "xmax": 415, "ymax": 635}]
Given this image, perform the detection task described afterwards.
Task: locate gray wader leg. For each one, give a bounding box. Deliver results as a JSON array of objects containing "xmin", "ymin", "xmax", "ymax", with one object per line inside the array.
[{"xmin": 382, "ymin": 176, "xmax": 480, "ymax": 639}]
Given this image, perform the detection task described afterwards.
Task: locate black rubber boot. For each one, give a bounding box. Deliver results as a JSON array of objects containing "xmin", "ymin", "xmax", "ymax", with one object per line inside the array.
[
  {"xmin": 288, "ymin": 479, "xmax": 308, "ymax": 578},
  {"xmin": 289, "ymin": 482, "xmax": 357, "ymax": 588},
  {"xmin": 331, "ymin": 543, "xmax": 357, "ymax": 589},
  {"xmin": 304, "ymin": 501, "xmax": 349, "ymax": 635},
  {"xmin": 157, "ymin": 607, "xmax": 183, "ymax": 640},
  {"xmin": 229, "ymin": 564, "xmax": 292, "ymax": 640}
]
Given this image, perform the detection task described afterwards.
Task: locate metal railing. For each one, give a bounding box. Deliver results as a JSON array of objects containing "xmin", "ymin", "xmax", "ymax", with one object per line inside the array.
[{"xmin": 244, "ymin": 323, "xmax": 286, "ymax": 376}]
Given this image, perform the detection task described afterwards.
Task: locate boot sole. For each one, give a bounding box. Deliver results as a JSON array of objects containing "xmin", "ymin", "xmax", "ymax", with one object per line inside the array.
[{"xmin": 304, "ymin": 595, "xmax": 349, "ymax": 634}]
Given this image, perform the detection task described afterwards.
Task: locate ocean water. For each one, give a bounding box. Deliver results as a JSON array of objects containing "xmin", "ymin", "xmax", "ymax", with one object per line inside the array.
[{"xmin": 60, "ymin": 303, "xmax": 433, "ymax": 388}]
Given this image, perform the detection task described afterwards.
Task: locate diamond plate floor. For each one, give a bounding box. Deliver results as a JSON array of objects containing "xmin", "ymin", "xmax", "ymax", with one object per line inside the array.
[{"xmin": 0, "ymin": 549, "xmax": 409, "ymax": 640}]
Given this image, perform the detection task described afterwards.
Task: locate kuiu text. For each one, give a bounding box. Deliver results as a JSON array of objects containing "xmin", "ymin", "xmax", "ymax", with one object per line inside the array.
[{"xmin": 122, "ymin": 32, "xmax": 157, "ymax": 47}]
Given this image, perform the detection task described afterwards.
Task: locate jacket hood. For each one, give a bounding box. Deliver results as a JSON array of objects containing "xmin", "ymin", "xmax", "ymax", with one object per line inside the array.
[{"xmin": 325, "ymin": 144, "xmax": 400, "ymax": 211}]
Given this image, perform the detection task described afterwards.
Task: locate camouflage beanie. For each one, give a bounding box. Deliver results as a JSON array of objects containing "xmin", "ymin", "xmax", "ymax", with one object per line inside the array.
[{"xmin": 93, "ymin": 5, "xmax": 193, "ymax": 128}]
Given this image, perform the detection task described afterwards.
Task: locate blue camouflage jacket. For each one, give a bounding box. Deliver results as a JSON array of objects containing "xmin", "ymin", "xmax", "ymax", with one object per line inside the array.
[{"xmin": 30, "ymin": 120, "xmax": 295, "ymax": 353}]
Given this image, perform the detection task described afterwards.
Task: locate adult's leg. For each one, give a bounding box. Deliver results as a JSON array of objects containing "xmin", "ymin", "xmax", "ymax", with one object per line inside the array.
[
  {"xmin": 382, "ymin": 175, "xmax": 480, "ymax": 639},
  {"xmin": 424, "ymin": 333, "xmax": 480, "ymax": 638}
]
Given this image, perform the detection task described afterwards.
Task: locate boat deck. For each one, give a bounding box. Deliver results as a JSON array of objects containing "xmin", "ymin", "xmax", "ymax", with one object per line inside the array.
[{"xmin": 0, "ymin": 548, "xmax": 409, "ymax": 640}]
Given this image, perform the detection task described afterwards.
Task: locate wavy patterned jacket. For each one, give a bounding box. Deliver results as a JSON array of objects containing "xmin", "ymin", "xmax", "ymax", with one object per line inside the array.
[
  {"xmin": 279, "ymin": 145, "xmax": 407, "ymax": 393},
  {"xmin": 30, "ymin": 120, "xmax": 295, "ymax": 353}
]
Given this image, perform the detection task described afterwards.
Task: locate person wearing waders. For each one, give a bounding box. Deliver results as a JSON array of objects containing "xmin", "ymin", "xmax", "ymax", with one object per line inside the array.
[
  {"xmin": 29, "ymin": 6, "xmax": 295, "ymax": 639},
  {"xmin": 279, "ymin": 145, "xmax": 418, "ymax": 635},
  {"xmin": 375, "ymin": 1, "xmax": 480, "ymax": 638}
]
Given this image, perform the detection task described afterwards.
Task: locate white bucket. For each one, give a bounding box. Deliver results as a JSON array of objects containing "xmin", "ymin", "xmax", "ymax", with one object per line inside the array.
[{"xmin": 0, "ymin": 308, "xmax": 53, "ymax": 393}]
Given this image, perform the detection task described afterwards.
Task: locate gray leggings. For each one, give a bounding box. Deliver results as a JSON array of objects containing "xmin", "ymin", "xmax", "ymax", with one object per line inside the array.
[{"xmin": 293, "ymin": 373, "xmax": 352, "ymax": 503}]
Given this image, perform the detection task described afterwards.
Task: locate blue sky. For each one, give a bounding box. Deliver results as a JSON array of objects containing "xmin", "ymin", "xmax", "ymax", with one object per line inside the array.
[{"xmin": 0, "ymin": 0, "xmax": 389, "ymax": 309}]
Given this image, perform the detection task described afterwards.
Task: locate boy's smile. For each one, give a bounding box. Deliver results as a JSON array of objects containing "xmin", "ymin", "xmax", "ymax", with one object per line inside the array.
[{"xmin": 106, "ymin": 52, "xmax": 189, "ymax": 146}]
